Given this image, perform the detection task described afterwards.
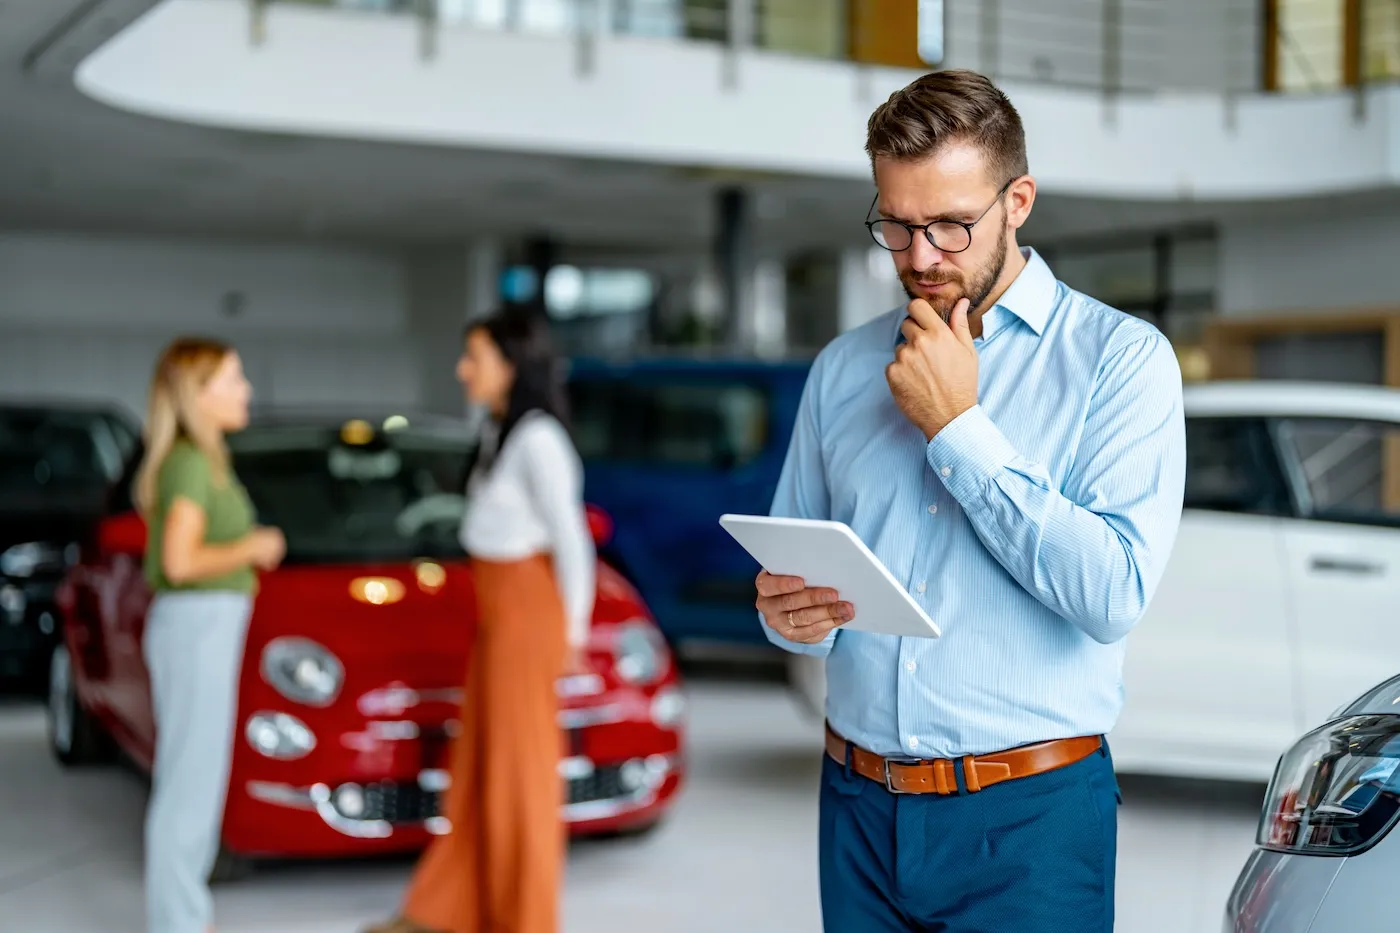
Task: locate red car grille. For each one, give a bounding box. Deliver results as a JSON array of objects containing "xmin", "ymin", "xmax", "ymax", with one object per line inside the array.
[{"xmin": 356, "ymin": 765, "xmax": 632, "ymax": 823}]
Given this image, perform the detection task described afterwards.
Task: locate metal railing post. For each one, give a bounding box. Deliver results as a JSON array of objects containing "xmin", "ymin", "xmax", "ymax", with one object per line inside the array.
[
  {"xmin": 576, "ymin": 0, "xmax": 599, "ymax": 77},
  {"xmin": 1347, "ymin": 0, "xmax": 1367, "ymax": 121},
  {"xmin": 416, "ymin": 0, "xmax": 438, "ymax": 60},
  {"xmin": 726, "ymin": 0, "xmax": 755, "ymax": 90},
  {"xmin": 250, "ymin": 0, "xmax": 269, "ymax": 46},
  {"xmin": 979, "ymin": 0, "xmax": 999, "ymax": 78},
  {"xmin": 1101, "ymin": 0, "xmax": 1121, "ymax": 126}
]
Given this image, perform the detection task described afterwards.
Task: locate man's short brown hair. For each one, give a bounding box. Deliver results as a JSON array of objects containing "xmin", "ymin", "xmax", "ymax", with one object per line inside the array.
[{"xmin": 865, "ymin": 69, "xmax": 1028, "ymax": 186}]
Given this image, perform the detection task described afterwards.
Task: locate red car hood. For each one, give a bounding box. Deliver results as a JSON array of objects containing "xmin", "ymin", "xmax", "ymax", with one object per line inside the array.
[
  {"xmin": 245, "ymin": 559, "xmax": 656, "ymax": 703},
  {"xmin": 252, "ymin": 560, "xmax": 476, "ymax": 657}
]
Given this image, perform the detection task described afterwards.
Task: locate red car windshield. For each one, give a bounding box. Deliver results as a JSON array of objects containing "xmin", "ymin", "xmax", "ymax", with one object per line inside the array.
[{"xmin": 229, "ymin": 424, "xmax": 472, "ymax": 564}]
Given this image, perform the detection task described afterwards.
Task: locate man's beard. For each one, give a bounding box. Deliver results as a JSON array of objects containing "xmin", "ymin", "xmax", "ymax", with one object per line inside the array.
[{"xmin": 901, "ymin": 230, "xmax": 1009, "ymax": 322}]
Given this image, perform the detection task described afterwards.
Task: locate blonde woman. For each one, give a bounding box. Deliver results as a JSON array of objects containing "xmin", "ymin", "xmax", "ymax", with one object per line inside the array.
[{"xmin": 134, "ymin": 337, "xmax": 285, "ymax": 933}]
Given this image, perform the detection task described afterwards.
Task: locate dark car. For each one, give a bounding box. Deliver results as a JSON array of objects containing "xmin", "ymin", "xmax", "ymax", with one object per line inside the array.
[
  {"xmin": 0, "ymin": 401, "xmax": 139, "ymax": 691},
  {"xmin": 566, "ymin": 356, "xmax": 812, "ymax": 649}
]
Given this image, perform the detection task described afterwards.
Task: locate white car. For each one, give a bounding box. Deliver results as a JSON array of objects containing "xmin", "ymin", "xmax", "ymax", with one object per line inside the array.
[{"xmin": 787, "ymin": 381, "xmax": 1400, "ymax": 782}]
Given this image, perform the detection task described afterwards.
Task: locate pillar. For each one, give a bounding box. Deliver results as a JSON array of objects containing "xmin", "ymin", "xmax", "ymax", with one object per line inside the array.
[
  {"xmin": 406, "ymin": 237, "xmax": 501, "ymax": 414},
  {"xmin": 716, "ymin": 186, "xmax": 755, "ymax": 351}
]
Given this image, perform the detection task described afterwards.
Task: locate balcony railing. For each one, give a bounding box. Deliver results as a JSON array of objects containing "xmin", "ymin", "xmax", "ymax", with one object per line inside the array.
[{"xmin": 258, "ymin": 0, "xmax": 1400, "ymax": 98}]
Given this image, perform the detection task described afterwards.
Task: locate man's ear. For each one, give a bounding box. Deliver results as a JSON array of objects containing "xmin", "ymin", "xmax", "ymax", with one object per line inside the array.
[{"xmin": 1006, "ymin": 175, "xmax": 1037, "ymax": 231}]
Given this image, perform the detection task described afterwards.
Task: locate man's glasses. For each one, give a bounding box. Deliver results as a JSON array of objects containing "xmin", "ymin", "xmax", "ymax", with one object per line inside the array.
[{"xmin": 864, "ymin": 179, "xmax": 1015, "ymax": 254}]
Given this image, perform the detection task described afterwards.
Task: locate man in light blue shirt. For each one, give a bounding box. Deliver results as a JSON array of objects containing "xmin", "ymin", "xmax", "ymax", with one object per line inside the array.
[{"xmin": 754, "ymin": 69, "xmax": 1185, "ymax": 932}]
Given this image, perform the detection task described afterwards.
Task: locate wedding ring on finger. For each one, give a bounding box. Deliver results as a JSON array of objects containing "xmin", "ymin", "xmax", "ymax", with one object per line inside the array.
[{"xmin": 788, "ymin": 610, "xmax": 795, "ymax": 627}]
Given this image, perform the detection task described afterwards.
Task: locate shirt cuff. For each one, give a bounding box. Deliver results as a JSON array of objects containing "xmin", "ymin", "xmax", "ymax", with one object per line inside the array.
[{"xmin": 925, "ymin": 405, "xmax": 1018, "ymax": 504}]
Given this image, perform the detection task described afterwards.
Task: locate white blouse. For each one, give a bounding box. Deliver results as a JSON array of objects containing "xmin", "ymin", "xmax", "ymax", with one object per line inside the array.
[{"xmin": 459, "ymin": 411, "xmax": 596, "ymax": 648}]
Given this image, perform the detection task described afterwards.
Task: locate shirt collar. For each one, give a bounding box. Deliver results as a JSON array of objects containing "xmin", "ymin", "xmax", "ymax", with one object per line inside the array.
[
  {"xmin": 890, "ymin": 246, "xmax": 1057, "ymax": 346},
  {"xmin": 992, "ymin": 247, "xmax": 1056, "ymax": 336}
]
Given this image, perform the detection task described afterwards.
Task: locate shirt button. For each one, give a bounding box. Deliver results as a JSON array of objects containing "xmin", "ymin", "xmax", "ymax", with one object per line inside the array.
[
  {"xmin": 916, "ymin": 581, "xmax": 927, "ymax": 594},
  {"xmin": 908, "ymin": 736, "xmax": 919, "ymax": 749},
  {"xmin": 905, "ymin": 659, "xmax": 917, "ymax": 673},
  {"xmin": 941, "ymin": 466, "xmax": 952, "ymax": 477},
  {"xmin": 927, "ymin": 504, "xmax": 938, "ymax": 515}
]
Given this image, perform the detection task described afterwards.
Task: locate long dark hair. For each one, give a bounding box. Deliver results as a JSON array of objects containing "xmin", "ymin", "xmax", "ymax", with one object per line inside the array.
[{"xmin": 471, "ymin": 309, "xmax": 570, "ymax": 470}]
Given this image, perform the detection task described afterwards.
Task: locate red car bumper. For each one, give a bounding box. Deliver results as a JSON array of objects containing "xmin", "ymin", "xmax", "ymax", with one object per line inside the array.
[{"xmin": 222, "ymin": 678, "xmax": 686, "ymax": 859}]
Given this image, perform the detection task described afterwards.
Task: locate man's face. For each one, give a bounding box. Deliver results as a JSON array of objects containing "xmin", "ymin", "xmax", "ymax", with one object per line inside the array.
[{"xmin": 873, "ymin": 143, "xmax": 1023, "ymax": 320}]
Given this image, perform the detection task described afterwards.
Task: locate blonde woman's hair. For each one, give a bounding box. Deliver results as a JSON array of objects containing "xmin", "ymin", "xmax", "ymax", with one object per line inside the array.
[{"xmin": 134, "ymin": 336, "xmax": 235, "ymax": 517}]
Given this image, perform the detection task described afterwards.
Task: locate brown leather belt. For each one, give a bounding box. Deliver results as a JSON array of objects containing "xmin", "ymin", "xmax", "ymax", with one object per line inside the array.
[{"xmin": 824, "ymin": 723, "xmax": 1103, "ymax": 795}]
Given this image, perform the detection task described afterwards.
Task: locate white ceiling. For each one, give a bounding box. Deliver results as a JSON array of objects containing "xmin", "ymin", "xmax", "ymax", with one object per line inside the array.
[{"xmin": 1, "ymin": 0, "xmax": 1393, "ymax": 259}]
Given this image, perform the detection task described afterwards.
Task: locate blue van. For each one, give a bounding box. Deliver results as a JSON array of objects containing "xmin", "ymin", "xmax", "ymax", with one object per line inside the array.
[{"xmin": 566, "ymin": 356, "xmax": 812, "ymax": 649}]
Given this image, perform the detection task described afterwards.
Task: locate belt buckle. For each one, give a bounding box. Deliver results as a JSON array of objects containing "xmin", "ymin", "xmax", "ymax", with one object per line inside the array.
[{"xmin": 883, "ymin": 758, "xmax": 922, "ymax": 794}]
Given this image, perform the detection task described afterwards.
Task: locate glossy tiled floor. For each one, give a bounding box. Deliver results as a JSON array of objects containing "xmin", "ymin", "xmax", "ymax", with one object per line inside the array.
[{"xmin": 0, "ymin": 677, "xmax": 1258, "ymax": 932}]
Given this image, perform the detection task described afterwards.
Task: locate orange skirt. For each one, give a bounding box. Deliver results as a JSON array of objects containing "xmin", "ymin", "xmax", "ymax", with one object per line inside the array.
[{"xmin": 401, "ymin": 554, "xmax": 567, "ymax": 933}]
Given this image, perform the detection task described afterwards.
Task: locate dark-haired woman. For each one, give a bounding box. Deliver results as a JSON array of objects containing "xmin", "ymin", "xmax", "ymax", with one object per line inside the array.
[{"xmin": 367, "ymin": 311, "xmax": 595, "ymax": 933}]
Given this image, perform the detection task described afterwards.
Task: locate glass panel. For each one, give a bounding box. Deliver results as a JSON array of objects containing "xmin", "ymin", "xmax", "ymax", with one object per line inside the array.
[
  {"xmin": 1253, "ymin": 332, "xmax": 1385, "ymax": 384},
  {"xmin": 680, "ymin": 0, "xmax": 728, "ymax": 42},
  {"xmin": 569, "ymin": 378, "xmax": 768, "ymax": 468},
  {"xmin": 608, "ymin": 0, "xmax": 689, "ymax": 38},
  {"xmin": 1278, "ymin": 418, "xmax": 1400, "ymax": 524},
  {"xmin": 1183, "ymin": 417, "xmax": 1290, "ymax": 515},
  {"xmin": 1362, "ymin": 0, "xmax": 1400, "ymax": 80},
  {"xmin": 1276, "ymin": 0, "xmax": 1347, "ymax": 91},
  {"xmin": 917, "ymin": 0, "xmax": 945, "ymax": 65},
  {"xmin": 756, "ymin": 0, "xmax": 844, "ymax": 59},
  {"xmin": 230, "ymin": 427, "xmax": 471, "ymax": 563},
  {"xmin": 1052, "ymin": 244, "xmax": 1157, "ymax": 308},
  {"xmin": 541, "ymin": 267, "xmax": 656, "ymax": 318},
  {"xmin": 0, "ymin": 409, "xmax": 113, "ymax": 507}
]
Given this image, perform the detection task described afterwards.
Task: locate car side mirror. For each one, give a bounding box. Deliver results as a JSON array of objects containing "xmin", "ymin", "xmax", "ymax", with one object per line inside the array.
[
  {"xmin": 98, "ymin": 511, "xmax": 147, "ymax": 557},
  {"xmin": 585, "ymin": 504, "xmax": 614, "ymax": 548}
]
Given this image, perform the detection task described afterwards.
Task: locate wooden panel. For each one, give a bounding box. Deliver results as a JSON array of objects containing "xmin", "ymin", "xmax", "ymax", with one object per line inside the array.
[
  {"xmin": 1344, "ymin": 0, "xmax": 1362, "ymax": 85},
  {"xmin": 1384, "ymin": 319, "xmax": 1400, "ymax": 510},
  {"xmin": 848, "ymin": 0, "xmax": 924, "ymax": 68},
  {"xmin": 1201, "ymin": 309, "xmax": 1400, "ymax": 382},
  {"xmin": 1264, "ymin": 0, "xmax": 1280, "ymax": 90}
]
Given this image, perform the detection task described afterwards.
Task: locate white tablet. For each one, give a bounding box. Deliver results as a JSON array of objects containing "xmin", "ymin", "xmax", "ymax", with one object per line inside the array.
[{"xmin": 718, "ymin": 514, "xmax": 941, "ymax": 639}]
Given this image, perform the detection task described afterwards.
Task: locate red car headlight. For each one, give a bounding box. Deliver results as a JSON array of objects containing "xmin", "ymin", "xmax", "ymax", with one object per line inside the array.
[
  {"xmin": 612, "ymin": 621, "xmax": 669, "ymax": 686},
  {"xmin": 261, "ymin": 637, "xmax": 345, "ymax": 707},
  {"xmin": 1258, "ymin": 715, "xmax": 1400, "ymax": 857}
]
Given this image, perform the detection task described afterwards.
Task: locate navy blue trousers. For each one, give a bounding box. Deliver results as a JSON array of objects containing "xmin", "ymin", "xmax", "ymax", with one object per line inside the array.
[{"xmin": 819, "ymin": 742, "xmax": 1120, "ymax": 933}]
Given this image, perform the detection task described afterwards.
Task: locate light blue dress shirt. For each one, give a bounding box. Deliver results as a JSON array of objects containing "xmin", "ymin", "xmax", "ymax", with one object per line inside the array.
[{"xmin": 764, "ymin": 247, "xmax": 1186, "ymax": 760}]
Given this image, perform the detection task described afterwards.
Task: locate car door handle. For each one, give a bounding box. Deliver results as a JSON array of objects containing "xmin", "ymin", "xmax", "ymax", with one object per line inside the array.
[{"xmin": 1310, "ymin": 556, "xmax": 1386, "ymax": 576}]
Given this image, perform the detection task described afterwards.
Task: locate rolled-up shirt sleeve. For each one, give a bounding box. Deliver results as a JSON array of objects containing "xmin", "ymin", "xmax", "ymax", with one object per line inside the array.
[
  {"xmin": 925, "ymin": 332, "xmax": 1186, "ymax": 644},
  {"xmin": 759, "ymin": 352, "xmax": 838, "ymax": 658}
]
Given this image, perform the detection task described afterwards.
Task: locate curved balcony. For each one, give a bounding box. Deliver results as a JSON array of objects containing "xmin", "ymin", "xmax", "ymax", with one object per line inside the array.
[{"xmin": 72, "ymin": 0, "xmax": 1400, "ymax": 200}]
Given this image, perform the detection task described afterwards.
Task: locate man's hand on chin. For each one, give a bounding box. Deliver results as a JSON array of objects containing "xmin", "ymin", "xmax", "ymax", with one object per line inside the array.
[{"xmin": 885, "ymin": 296, "xmax": 980, "ymax": 441}]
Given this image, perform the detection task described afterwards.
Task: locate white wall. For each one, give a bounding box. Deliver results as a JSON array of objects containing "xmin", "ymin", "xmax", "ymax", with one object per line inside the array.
[
  {"xmin": 76, "ymin": 0, "xmax": 1400, "ymax": 201},
  {"xmin": 0, "ymin": 232, "xmax": 407, "ymax": 333},
  {"xmin": 0, "ymin": 232, "xmax": 433, "ymax": 419},
  {"xmin": 1218, "ymin": 210, "xmax": 1400, "ymax": 315}
]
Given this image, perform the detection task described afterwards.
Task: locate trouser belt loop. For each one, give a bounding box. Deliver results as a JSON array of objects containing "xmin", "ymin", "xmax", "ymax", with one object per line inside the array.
[
  {"xmin": 952, "ymin": 757, "xmax": 968, "ymax": 796},
  {"xmin": 844, "ymin": 739, "xmax": 853, "ymax": 780}
]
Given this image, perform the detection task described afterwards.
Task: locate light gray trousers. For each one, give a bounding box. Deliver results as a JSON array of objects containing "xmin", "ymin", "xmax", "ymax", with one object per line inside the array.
[{"xmin": 142, "ymin": 591, "xmax": 251, "ymax": 933}]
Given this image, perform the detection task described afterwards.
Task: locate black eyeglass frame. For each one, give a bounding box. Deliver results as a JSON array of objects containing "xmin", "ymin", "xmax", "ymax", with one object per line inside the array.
[{"xmin": 864, "ymin": 178, "xmax": 1017, "ymax": 254}]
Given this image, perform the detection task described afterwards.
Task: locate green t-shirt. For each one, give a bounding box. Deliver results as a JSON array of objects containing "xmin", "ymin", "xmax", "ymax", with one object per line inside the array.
[{"xmin": 144, "ymin": 440, "xmax": 257, "ymax": 594}]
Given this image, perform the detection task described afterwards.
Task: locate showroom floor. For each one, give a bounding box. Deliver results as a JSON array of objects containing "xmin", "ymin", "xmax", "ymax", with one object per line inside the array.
[{"xmin": 1, "ymin": 677, "xmax": 1259, "ymax": 933}]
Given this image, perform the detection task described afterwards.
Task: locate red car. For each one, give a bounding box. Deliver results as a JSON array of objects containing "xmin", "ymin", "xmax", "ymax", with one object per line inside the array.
[{"xmin": 48, "ymin": 412, "xmax": 686, "ymax": 876}]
